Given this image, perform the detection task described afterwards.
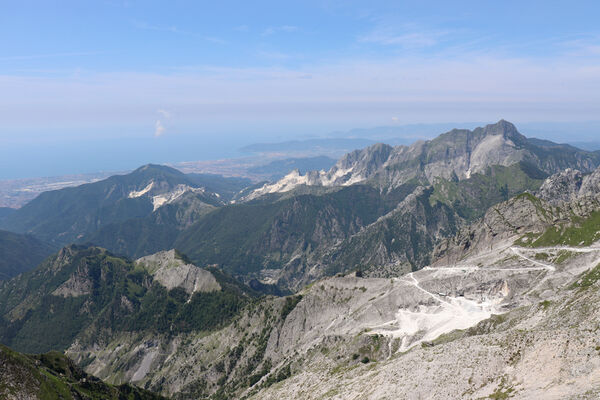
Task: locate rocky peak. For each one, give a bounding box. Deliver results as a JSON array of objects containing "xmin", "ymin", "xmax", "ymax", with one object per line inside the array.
[
  {"xmin": 325, "ymin": 143, "xmax": 393, "ymax": 184},
  {"xmin": 136, "ymin": 250, "xmax": 221, "ymax": 295},
  {"xmin": 537, "ymin": 165, "xmax": 600, "ymax": 205},
  {"xmin": 244, "ymin": 120, "xmax": 600, "ymax": 199},
  {"xmin": 336, "ymin": 143, "xmax": 393, "ymax": 171},
  {"xmin": 579, "ymin": 166, "xmax": 600, "ymax": 197},
  {"xmin": 482, "ymin": 119, "xmax": 526, "ymax": 143},
  {"xmin": 537, "ymin": 168, "xmax": 584, "ymax": 205}
]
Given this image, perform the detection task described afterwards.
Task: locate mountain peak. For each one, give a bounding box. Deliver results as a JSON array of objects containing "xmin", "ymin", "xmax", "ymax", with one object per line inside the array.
[
  {"xmin": 131, "ymin": 163, "xmax": 184, "ymax": 176},
  {"xmin": 482, "ymin": 119, "xmax": 526, "ymax": 143}
]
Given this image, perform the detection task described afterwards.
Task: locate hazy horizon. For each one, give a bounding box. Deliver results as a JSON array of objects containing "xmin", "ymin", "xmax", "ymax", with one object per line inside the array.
[
  {"xmin": 2, "ymin": 1, "xmax": 600, "ymax": 178},
  {"xmin": 2, "ymin": 119, "xmax": 600, "ymax": 180}
]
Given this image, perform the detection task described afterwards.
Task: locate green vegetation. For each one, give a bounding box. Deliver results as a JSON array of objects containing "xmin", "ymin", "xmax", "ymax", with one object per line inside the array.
[
  {"xmin": 539, "ymin": 300, "xmax": 553, "ymax": 309},
  {"xmin": 324, "ymin": 186, "xmax": 457, "ymax": 276},
  {"xmin": 124, "ymin": 285, "xmax": 246, "ymax": 334},
  {"xmin": 526, "ymin": 211, "xmax": 600, "ymax": 247},
  {"xmin": 0, "ymin": 245, "xmax": 255, "ymax": 353},
  {"xmin": 555, "ymin": 250, "xmax": 575, "ymax": 264},
  {"xmin": 571, "ymin": 263, "xmax": 600, "ymax": 289},
  {"xmin": 0, "ymin": 344, "xmax": 165, "ymax": 399},
  {"xmin": 263, "ymin": 363, "xmax": 292, "ymax": 388},
  {"xmin": 430, "ymin": 162, "xmax": 546, "ymax": 222},
  {"xmin": 280, "ymin": 295, "xmax": 303, "ymax": 320},
  {"xmin": 186, "ymin": 173, "xmax": 253, "ymax": 202},
  {"xmin": 0, "ymin": 229, "xmax": 54, "ymax": 280},
  {"xmin": 176, "ymin": 184, "xmax": 416, "ymax": 276},
  {"xmin": 488, "ymin": 376, "xmax": 516, "ymax": 399}
]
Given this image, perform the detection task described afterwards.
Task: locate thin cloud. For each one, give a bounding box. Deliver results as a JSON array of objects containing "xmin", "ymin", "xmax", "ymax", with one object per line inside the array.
[
  {"xmin": 559, "ymin": 36, "xmax": 600, "ymax": 57},
  {"xmin": 132, "ymin": 20, "xmax": 226, "ymax": 44},
  {"xmin": 0, "ymin": 52, "xmax": 102, "ymax": 61},
  {"xmin": 359, "ymin": 26, "xmax": 446, "ymax": 48},
  {"xmin": 2, "ymin": 50, "xmax": 600, "ymax": 134}
]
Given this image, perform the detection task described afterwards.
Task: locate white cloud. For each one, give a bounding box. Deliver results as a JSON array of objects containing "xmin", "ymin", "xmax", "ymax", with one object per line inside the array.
[
  {"xmin": 154, "ymin": 120, "xmax": 165, "ymax": 137},
  {"xmin": 157, "ymin": 109, "xmax": 171, "ymax": 119},
  {"xmin": 154, "ymin": 109, "xmax": 172, "ymax": 137}
]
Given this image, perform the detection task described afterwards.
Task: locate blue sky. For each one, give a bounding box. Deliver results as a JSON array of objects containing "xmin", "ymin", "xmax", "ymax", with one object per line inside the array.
[{"xmin": 1, "ymin": 1, "xmax": 600, "ymax": 177}]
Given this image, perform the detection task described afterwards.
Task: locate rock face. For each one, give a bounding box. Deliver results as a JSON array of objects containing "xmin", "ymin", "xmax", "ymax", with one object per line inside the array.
[
  {"xmin": 579, "ymin": 166, "xmax": 600, "ymax": 196},
  {"xmin": 537, "ymin": 168, "xmax": 584, "ymax": 205},
  {"xmin": 432, "ymin": 193, "xmax": 552, "ymax": 265},
  {"xmin": 435, "ymin": 165, "xmax": 600, "ymax": 265},
  {"xmin": 245, "ymin": 120, "xmax": 600, "ymax": 199},
  {"xmin": 136, "ymin": 249, "xmax": 221, "ymax": 295},
  {"xmin": 537, "ymin": 164, "xmax": 600, "ymax": 205},
  {"xmin": 252, "ymin": 277, "xmax": 600, "ymax": 400}
]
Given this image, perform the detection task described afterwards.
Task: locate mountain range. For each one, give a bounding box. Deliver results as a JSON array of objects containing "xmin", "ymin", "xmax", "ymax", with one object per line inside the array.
[
  {"xmin": 2, "ymin": 120, "xmax": 600, "ymax": 398},
  {"xmin": 3, "ymin": 120, "xmax": 599, "ymax": 291}
]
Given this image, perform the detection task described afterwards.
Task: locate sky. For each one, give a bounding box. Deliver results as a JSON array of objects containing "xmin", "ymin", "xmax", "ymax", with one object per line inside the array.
[{"xmin": 1, "ymin": 1, "xmax": 600, "ymax": 178}]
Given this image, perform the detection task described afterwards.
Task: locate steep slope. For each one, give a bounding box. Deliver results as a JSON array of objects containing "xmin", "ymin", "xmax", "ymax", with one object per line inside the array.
[
  {"xmin": 174, "ymin": 162, "xmax": 545, "ymax": 290},
  {"xmin": 0, "ymin": 229, "xmax": 53, "ymax": 280},
  {"xmin": 174, "ymin": 183, "xmax": 417, "ymax": 285},
  {"xmin": 244, "ymin": 184, "xmax": 600, "ymax": 399},
  {"xmin": 251, "ymin": 261, "xmax": 600, "ymax": 400},
  {"xmin": 246, "ymin": 120, "xmax": 599, "ymax": 199},
  {"xmin": 0, "ymin": 245, "xmax": 256, "ymax": 354},
  {"xmin": 313, "ymin": 162, "xmax": 546, "ymax": 282},
  {"xmin": 434, "ymin": 164, "xmax": 600, "ymax": 265},
  {"xmin": 0, "ymin": 165, "xmax": 221, "ymax": 246},
  {"xmin": 0, "ymin": 344, "xmax": 165, "ymax": 400},
  {"xmin": 83, "ymin": 190, "xmax": 219, "ymax": 259}
]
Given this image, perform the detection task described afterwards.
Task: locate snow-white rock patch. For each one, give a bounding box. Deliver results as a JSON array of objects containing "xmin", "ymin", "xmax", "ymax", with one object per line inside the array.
[
  {"xmin": 151, "ymin": 185, "xmax": 205, "ymax": 211},
  {"xmin": 128, "ymin": 181, "xmax": 154, "ymax": 198}
]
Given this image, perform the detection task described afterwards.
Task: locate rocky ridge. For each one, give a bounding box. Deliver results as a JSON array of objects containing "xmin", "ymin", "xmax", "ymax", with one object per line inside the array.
[{"xmin": 244, "ymin": 120, "xmax": 600, "ymax": 200}]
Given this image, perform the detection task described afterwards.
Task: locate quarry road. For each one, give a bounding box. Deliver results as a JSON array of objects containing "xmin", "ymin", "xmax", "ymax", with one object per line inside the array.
[
  {"xmin": 405, "ymin": 273, "xmax": 454, "ymax": 307},
  {"xmin": 520, "ymin": 245, "xmax": 600, "ymax": 253},
  {"xmin": 509, "ymin": 247, "xmax": 556, "ymax": 271}
]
